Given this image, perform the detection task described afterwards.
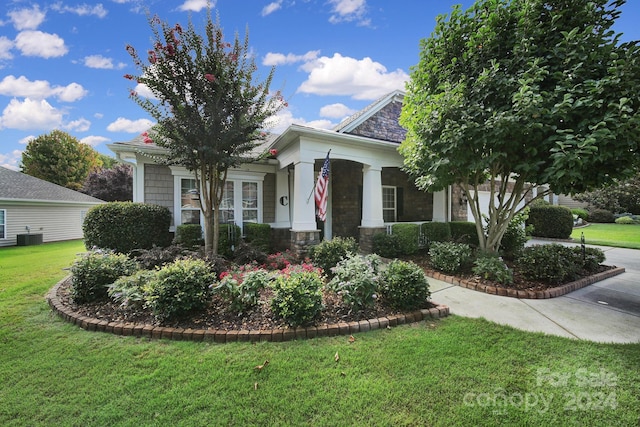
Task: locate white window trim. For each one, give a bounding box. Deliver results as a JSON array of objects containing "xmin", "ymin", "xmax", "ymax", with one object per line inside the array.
[
  {"xmin": 0, "ymin": 209, "xmax": 6, "ymax": 239},
  {"xmin": 382, "ymin": 185, "xmax": 397, "ymax": 222}
]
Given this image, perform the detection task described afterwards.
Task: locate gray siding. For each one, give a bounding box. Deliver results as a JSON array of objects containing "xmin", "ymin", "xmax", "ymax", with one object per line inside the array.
[
  {"xmin": 144, "ymin": 164, "xmax": 174, "ymax": 223},
  {"xmin": 263, "ymin": 172, "xmax": 276, "ymax": 223}
]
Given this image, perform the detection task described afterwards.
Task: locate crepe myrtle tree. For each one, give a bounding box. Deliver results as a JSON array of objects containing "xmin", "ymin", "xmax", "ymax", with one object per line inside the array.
[
  {"xmin": 125, "ymin": 8, "xmax": 285, "ymax": 256},
  {"xmin": 400, "ymin": 0, "xmax": 640, "ymax": 253}
]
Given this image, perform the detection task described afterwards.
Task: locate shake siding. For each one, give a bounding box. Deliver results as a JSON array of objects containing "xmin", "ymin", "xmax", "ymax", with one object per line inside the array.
[
  {"xmin": 144, "ymin": 164, "xmax": 174, "ymax": 224},
  {"xmin": 263, "ymin": 173, "xmax": 276, "ymax": 223}
]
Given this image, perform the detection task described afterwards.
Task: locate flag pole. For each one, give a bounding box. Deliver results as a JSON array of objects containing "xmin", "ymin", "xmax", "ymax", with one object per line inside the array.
[{"xmin": 307, "ymin": 149, "xmax": 331, "ymax": 203}]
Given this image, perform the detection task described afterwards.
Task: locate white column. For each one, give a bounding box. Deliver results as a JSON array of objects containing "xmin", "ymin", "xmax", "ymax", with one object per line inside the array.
[
  {"xmin": 273, "ymin": 169, "xmax": 291, "ymax": 228},
  {"xmin": 291, "ymin": 160, "xmax": 318, "ymax": 231},
  {"xmin": 361, "ymin": 165, "xmax": 384, "ymax": 227},
  {"xmin": 432, "ymin": 189, "xmax": 447, "ymax": 222}
]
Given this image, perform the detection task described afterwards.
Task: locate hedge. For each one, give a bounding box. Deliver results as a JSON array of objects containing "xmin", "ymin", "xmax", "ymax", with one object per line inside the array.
[
  {"xmin": 391, "ymin": 223, "xmax": 420, "ymax": 255},
  {"xmin": 244, "ymin": 222, "xmax": 272, "ymax": 253},
  {"xmin": 526, "ymin": 205, "xmax": 573, "ymax": 239},
  {"xmin": 421, "ymin": 222, "xmax": 451, "ymax": 245},
  {"xmin": 449, "ymin": 221, "xmax": 480, "ymax": 246}
]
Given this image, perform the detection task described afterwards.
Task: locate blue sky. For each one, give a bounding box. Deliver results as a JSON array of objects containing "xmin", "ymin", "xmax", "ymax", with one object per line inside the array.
[{"xmin": 1, "ymin": 0, "xmax": 639, "ymax": 170}]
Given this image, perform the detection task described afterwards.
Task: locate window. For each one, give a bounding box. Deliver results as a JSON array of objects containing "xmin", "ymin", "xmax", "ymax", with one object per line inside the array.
[
  {"xmin": 220, "ymin": 181, "xmax": 234, "ymax": 224},
  {"xmin": 0, "ymin": 209, "xmax": 5, "ymax": 239},
  {"xmin": 242, "ymin": 182, "xmax": 259, "ymax": 227},
  {"xmin": 382, "ymin": 186, "xmax": 397, "ymax": 222},
  {"xmin": 180, "ymin": 178, "xmax": 201, "ymax": 224}
]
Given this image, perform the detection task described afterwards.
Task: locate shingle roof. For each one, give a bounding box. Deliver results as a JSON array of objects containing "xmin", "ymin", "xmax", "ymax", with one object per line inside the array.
[
  {"xmin": 0, "ymin": 166, "xmax": 104, "ymax": 204},
  {"xmin": 333, "ymin": 90, "xmax": 405, "ymax": 133}
]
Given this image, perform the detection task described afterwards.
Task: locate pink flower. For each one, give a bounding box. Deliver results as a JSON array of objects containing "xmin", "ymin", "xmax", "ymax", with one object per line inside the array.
[
  {"xmin": 148, "ymin": 50, "xmax": 157, "ymax": 64},
  {"xmin": 143, "ymin": 137, "xmax": 153, "ymax": 144},
  {"xmin": 269, "ymin": 149, "xmax": 278, "ymax": 156},
  {"xmin": 205, "ymin": 74, "xmax": 216, "ymax": 82},
  {"xmin": 124, "ymin": 74, "xmax": 134, "ymax": 80}
]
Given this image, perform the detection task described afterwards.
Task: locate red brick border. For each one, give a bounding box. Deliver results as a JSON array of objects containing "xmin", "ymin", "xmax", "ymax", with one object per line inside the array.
[
  {"xmin": 45, "ymin": 277, "xmax": 450, "ymax": 342},
  {"xmin": 425, "ymin": 266, "xmax": 625, "ymax": 299}
]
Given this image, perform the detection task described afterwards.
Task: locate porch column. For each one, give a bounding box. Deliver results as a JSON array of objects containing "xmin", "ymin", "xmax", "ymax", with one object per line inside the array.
[
  {"xmin": 432, "ymin": 189, "xmax": 447, "ymax": 222},
  {"xmin": 273, "ymin": 169, "xmax": 291, "ymax": 228},
  {"xmin": 290, "ymin": 160, "xmax": 320, "ymax": 256},
  {"xmin": 360, "ymin": 165, "xmax": 384, "ymax": 227}
]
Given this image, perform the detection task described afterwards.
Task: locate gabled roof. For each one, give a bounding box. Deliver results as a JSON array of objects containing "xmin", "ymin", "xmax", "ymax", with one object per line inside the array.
[
  {"xmin": 0, "ymin": 166, "xmax": 104, "ymax": 204},
  {"xmin": 333, "ymin": 90, "xmax": 405, "ymax": 134}
]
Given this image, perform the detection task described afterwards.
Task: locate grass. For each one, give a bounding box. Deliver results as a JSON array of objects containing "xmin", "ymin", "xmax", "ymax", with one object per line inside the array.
[
  {"xmin": 1, "ymin": 240, "xmax": 639, "ymax": 426},
  {"xmin": 571, "ymin": 223, "xmax": 640, "ymax": 249}
]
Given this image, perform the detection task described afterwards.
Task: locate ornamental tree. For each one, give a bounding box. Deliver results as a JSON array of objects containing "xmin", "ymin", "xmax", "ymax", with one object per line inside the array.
[
  {"xmin": 400, "ymin": 0, "xmax": 640, "ymax": 253},
  {"xmin": 81, "ymin": 163, "xmax": 133, "ymax": 202},
  {"xmin": 125, "ymin": 8, "xmax": 284, "ymax": 256},
  {"xmin": 21, "ymin": 130, "xmax": 102, "ymax": 190}
]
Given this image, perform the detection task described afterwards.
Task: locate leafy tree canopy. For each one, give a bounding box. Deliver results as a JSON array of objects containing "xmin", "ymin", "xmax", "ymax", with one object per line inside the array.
[
  {"xmin": 81, "ymin": 163, "xmax": 133, "ymax": 202},
  {"xmin": 21, "ymin": 130, "xmax": 102, "ymax": 191},
  {"xmin": 400, "ymin": 0, "xmax": 640, "ymax": 252},
  {"xmin": 125, "ymin": 7, "xmax": 285, "ymax": 255}
]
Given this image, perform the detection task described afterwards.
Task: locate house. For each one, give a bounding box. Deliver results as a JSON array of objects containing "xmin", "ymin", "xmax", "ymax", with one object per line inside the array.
[
  {"xmin": 108, "ymin": 90, "xmax": 467, "ymax": 254},
  {"xmin": 0, "ymin": 166, "xmax": 104, "ymax": 247}
]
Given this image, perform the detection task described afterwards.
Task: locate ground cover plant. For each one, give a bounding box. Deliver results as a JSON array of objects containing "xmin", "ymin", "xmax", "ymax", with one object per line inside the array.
[
  {"xmin": 571, "ymin": 223, "xmax": 640, "ymax": 250},
  {"xmin": 1, "ymin": 240, "xmax": 639, "ymax": 426}
]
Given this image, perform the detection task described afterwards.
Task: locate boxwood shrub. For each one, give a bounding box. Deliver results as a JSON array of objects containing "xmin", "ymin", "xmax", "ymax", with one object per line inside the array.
[
  {"xmin": 421, "ymin": 222, "xmax": 451, "ymax": 246},
  {"xmin": 526, "ymin": 205, "xmax": 573, "ymax": 239},
  {"xmin": 173, "ymin": 224, "xmax": 203, "ymax": 249},
  {"xmin": 449, "ymin": 221, "xmax": 480, "ymax": 246},
  {"xmin": 83, "ymin": 202, "xmax": 172, "ymax": 253},
  {"xmin": 309, "ymin": 237, "xmax": 359, "ymax": 277},
  {"xmin": 270, "ymin": 271, "xmax": 324, "ymax": 327},
  {"xmin": 70, "ymin": 250, "xmax": 138, "ymax": 303},
  {"xmin": 380, "ymin": 260, "xmax": 430, "ymax": 310},
  {"xmin": 517, "ymin": 244, "xmax": 579, "ymax": 284},
  {"xmin": 391, "ymin": 223, "xmax": 420, "ymax": 255},
  {"xmin": 587, "ymin": 209, "xmax": 615, "ymax": 224},
  {"xmin": 372, "ymin": 232, "xmax": 402, "ymax": 258},
  {"xmin": 244, "ymin": 223, "xmax": 272, "ymax": 253}
]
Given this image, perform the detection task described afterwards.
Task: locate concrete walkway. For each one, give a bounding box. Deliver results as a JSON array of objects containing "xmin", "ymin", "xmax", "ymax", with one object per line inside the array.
[{"xmin": 429, "ymin": 240, "xmax": 640, "ymax": 344}]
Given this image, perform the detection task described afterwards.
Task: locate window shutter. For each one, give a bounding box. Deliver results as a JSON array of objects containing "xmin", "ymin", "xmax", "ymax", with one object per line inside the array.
[{"xmin": 397, "ymin": 187, "xmax": 404, "ymax": 219}]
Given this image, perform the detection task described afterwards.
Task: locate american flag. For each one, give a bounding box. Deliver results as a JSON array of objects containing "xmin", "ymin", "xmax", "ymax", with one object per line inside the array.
[{"xmin": 314, "ymin": 151, "xmax": 331, "ymax": 221}]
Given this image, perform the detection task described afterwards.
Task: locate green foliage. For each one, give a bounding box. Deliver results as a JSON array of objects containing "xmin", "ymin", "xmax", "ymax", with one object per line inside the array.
[
  {"xmin": 449, "ymin": 222, "xmax": 480, "ymax": 246},
  {"xmin": 428, "ymin": 241, "xmax": 473, "ymax": 274},
  {"xmin": 310, "ymin": 237, "xmax": 359, "ymax": 277},
  {"xmin": 399, "ymin": 0, "xmax": 640, "ymax": 253},
  {"xmin": 108, "ymin": 269, "xmax": 157, "ymax": 309},
  {"xmin": 263, "ymin": 250, "xmax": 299, "ymax": 271},
  {"xmin": 517, "ymin": 244, "xmax": 579, "ymax": 284},
  {"xmin": 587, "ymin": 209, "xmax": 615, "ymax": 224},
  {"xmin": 132, "ymin": 245, "xmax": 195, "ymax": 270},
  {"xmin": 421, "ymin": 222, "xmax": 451, "ymax": 245},
  {"xmin": 81, "ymin": 163, "xmax": 133, "ymax": 202},
  {"xmin": 174, "ymin": 224, "xmax": 204, "ymax": 249},
  {"xmin": 572, "ymin": 246, "xmax": 606, "ymax": 272},
  {"xmin": 70, "ymin": 250, "xmax": 138, "ymax": 303},
  {"xmin": 379, "ymin": 260, "xmax": 430, "ymax": 310},
  {"xmin": 499, "ymin": 209, "xmax": 531, "ymax": 260},
  {"xmin": 615, "ymin": 216, "xmax": 637, "ymax": 225},
  {"xmin": 232, "ymin": 242, "xmax": 268, "ymax": 266},
  {"xmin": 270, "ymin": 271, "xmax": 323, "ymax": 327},
  {"xmin": 574, "ymin": 173, "xmax": 640, "ymax": 214},
  {"xmin": 571, "ymin": 208, "xmax": 589, "ymax": 221},
  {"xmin": 372, "ymin": 233, "xmax": 402, "ymax": 258},
  {"xmin": 391, "ymin": 223, "xmax": 419, "ymax": 255},
  {"xmin": 218, "ymin": 224, "xmax": 242, "ymax": 258},
  {"xmin": 527, "ymin": 205, "xmax": 574, "ymax": 239},
  {"xmin": 21, "ymin": 130, "xmax": 102, "ymax": 191},
  {"xmin": 328, "ymin": 254, "xmax": 381, "ymax": 311},
  {"xmin": 244, "ymin": 223, "xmax": 271, "ymax": 253},
  {"xmin": 83, "ymin": 202, "xmax": 172, "ymax": 253},
  {"xmin": 125, "ymin": 7, "xmax": 285, "ymax": 257},
  {"xmin": 472, "ymin": 252, "xmax": 513, "ymax": 285},
  {"xmin": 143, "ymin": 258, "xmax": 215, "ymax": 322},
  {"xmin": 213, "ymin": 268, "xmax": 270, "ymax": 315}
]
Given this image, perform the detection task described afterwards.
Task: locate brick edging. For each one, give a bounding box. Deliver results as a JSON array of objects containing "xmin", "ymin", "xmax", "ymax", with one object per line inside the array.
[
  {"xmin": 425, "ymin": 266, "xmax": 626, "ymax": 299},
  {"xmin": 45, "ymin": 277, "xmax": 450, "ymax": 342}
]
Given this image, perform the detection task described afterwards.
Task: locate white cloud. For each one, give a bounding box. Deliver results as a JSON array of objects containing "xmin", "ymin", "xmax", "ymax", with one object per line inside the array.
[
  {"xmin": 267, "ymin": 108, "xmax": 334, "ymax": 135},
  {"xmin": 0, "ymin": 149, "xmax": 23, "ymax": 171},
  {"xmin": 65, "ymin": 118, "xmax": 91, "ymax": 132},
  {"xmin": 0, "ymin": 98, "xmax": 64, "ymax": 130},
  {"xmin": 19, "ymin": 135, "xmax": 36, "ymax": 145},
  {"xmin": 107, "ymin": 117, "xmax": 154, "ymax": 133},
  {"xmin": 262, "ymin": 1, "xmax": 282, "ymax": 16},
  {"xmin": 178, "ymin": 0, "xmax": 211, "ymax": 12},
  {"xmin": 83, "ymin": 54, "xmax": 126, "ymax": 69},
  {"xmin": 0, "ymin": 76, "xmax": 87, "ymax": 102},
  {"xmin": 8, "ymin": 6, "xmax": 46, "ymax": 31},
  {"xmin": 133, "ymin": 82, "xmax": 158, "ymax": 99},
  {"xmin": 297, "ymin": 53, "xmax": 408, "ymax": 100},
  {"xmin": 81, "ymin": 135, "xmax": 110, "ymax": 147},
  {"xmin": 15, "ymin": 31, "xmax": 68, "ymax": 58},
  {"xmin": 263, "ymin": 50, "xmax": 320, "ymax": 67},
  {"xmin": 328, "ymin": 0, "xmax": 369, "ymax": 25},
  {"xmin": 51, "ymin": 3, "xmax": 108, "ymax": 18},
  {"xmin": 0, "ymin": 37, "xmax": 14, "ymax": 60},
  {"xmin": 319, "ymin": 103, "xmax": 356, "ymax": 119}
]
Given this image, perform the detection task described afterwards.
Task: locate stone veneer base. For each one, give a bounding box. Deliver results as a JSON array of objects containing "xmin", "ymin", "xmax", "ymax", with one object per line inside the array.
[
  {"xmin": 425, "ymin": 266, "xmax": 626, "ymax": 299},
  {"xmin": 46, "ymin": 277, "xmax": 450, "ymax": 343}
]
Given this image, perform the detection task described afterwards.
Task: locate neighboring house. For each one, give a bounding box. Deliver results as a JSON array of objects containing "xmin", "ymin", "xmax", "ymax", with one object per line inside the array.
[
  {"xmin": 0, "ymin": 166, "xmax": 104, "ymax": 247},
  {"xmin": 108, "ymin": 90, "xmax": 466, "ymax": 253}
]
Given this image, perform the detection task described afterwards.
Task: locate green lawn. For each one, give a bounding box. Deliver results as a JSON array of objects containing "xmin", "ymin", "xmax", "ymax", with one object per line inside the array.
[
  {"xmin": 571, "ymin": 223, "xmax": 640, "ymax": 249},
  {"xmin": 1, "ymin": 240, "xmax": 639, "ymax": 426}
]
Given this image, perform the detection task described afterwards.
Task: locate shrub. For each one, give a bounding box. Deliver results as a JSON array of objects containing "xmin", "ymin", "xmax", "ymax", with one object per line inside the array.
[
  {"xmin": 571, "ymin": 246, "xmax": 606, "ymax": 272},
  {"xmin": 517, "ymin": 244, "xmax": 579, "ymax": 284},
  {"xmin": 449, "ymin": 221, "xmax": 480, "ymax": 246},
  {"xmin": 70, "ymin": 250, "xmax": 138, "ymax": 303},
  {"xmin": 143, "ymin": 258, "xmax": 215, "ymax": 322},
  {"xmin": 526, "ymin": 205, "xmax": 574, "ymax": 238},
  {"xmin": 391, "ymin": 223, "xmax": 420, "ymax": 255},
  {"xmin": 379, "ymin": 260, "xmax": 430, "ymax": 310},
  {"xmin": 108, "ymin": 269, "xmax": 156, "ymax": 309},
  {"xmin": 214, "ymin": 268, "xmax": 271, "ymax": 315},
  {"xmin": 421, "ymin": 222, "xmax": 451, "ymax": 246},
  {"xmin": 263, "ymin": 250, "xmax": 299, "ymax": 271},
  {"xmin": 472, "ymin": 252, "xmax": 513, "ymax": 285},
  {"xmin": 83, "ymin": 202, "xmax": 172, "ymax": 253},
  {"xmin": 270, "ymin": 271, "xmax": 323, "ymax": 327},
  {"xmin": 571, "ymin": 208, "xmax": 589, "ymax": 221},
  {"xmin": 244, "ymin": 223, "xmax": 271, "ymax": 253},
  {"xmin": 218, "ymin": 223, "xmax": 242, "ymax": 258},
  {"xmin": 328, "ymin": 254, "xmax": 381, "ymax": 311},
  {"xmin": 310, "ymin": 237, "xmax": 359, "ymax": 277},
  {"xmin": 428, "ymin": 241, "xmax": 473, "ymax": 274},
  {"xmin": 173, "ymin": 224, "xmax": 203, "ymax": 249},
  {"xmin": 372, "ymin": 233, "xmax": 402, "ymax": 258},
  {"xmin": 615, "ymin": 216, "xmax": 636, "ymax": 225},
  {"xmin": 132, "ymin": 244, "xmax": 194, "ymax": 270},
  {"xmin": 499, "ymin": 209, "xmax": 531, "ymax": 260},
  {"xmin": 232, "ymin": 242, "xmax": 268, "ymax": 266},
  {"xmin": 587, "ymin": 209, "xmax": 615, "ymax": 223}
]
